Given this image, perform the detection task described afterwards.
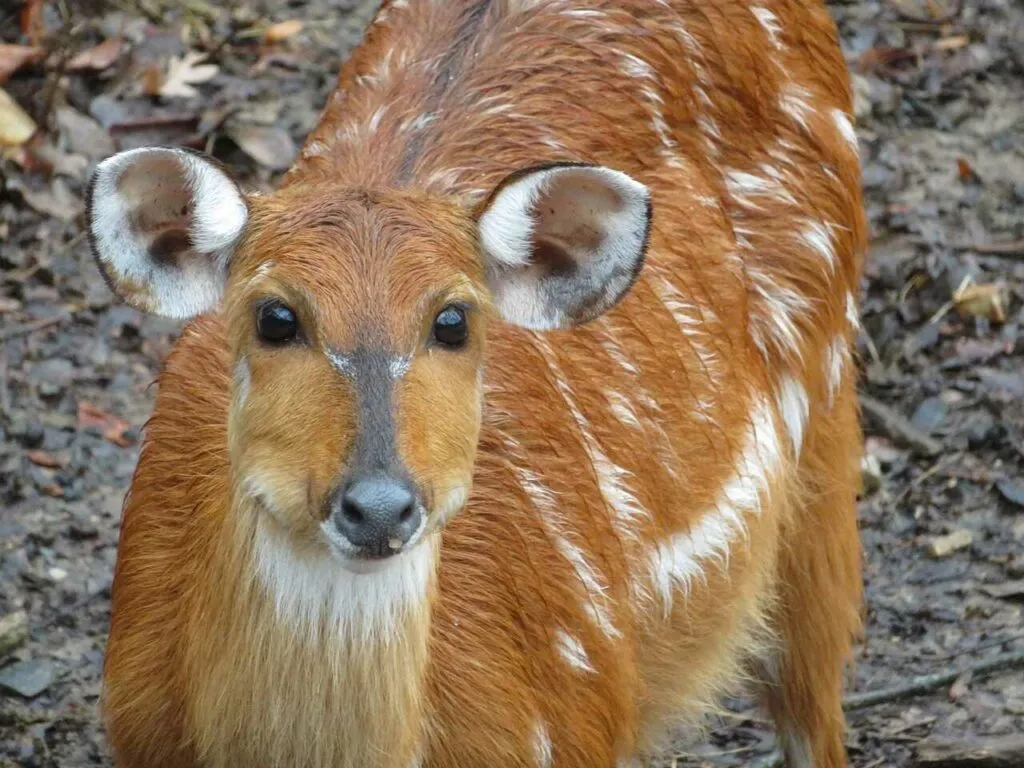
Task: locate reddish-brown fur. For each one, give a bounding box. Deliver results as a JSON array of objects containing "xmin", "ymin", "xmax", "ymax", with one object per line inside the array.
[{"xmin": 102, "ymin": 1, "xmax": 865, "ymax": 766}]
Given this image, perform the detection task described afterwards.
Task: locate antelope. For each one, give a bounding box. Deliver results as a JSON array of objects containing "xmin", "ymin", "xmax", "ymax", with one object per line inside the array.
[{"xmin": 86, "ymin": 0, "xmax": 866, "ymax": 766}]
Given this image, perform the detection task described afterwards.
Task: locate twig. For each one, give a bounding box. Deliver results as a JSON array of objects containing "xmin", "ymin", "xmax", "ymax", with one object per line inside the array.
[
  {"xmin": 0, "ymin": 315, "xmax": 64, "ymax": 342},
  {"xmin": 843, "ymin": 648, "xmax": 1024, "ymax": 711},
  {"xmin": 892, "ymin": 0, "xmax": 965, "ymax": 24},
  {"xmin": 954, "ymin": 239, "xmax": 1024, "ymax": 257},
  {"xmin": 859, "ymin": 394, "xmax": 943, "ymax": 457}
]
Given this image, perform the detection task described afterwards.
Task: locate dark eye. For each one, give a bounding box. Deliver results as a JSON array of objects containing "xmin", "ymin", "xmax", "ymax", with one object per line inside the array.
[
  {"xmin": 432, "ymin": 305, "xmax": 468, "ymax": 348},
  {"xmin": 256, "ymin": 300, "xmax": 299, "ymax": 344}
]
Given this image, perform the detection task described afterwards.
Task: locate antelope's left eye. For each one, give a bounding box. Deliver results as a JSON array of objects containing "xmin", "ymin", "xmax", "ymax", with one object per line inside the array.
[{"xmin": 432, "ymin": 305, "xmax": 468, "ymax": 348}]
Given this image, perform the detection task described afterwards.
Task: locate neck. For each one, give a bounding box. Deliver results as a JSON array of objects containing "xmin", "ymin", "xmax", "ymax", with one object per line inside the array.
[{"xmin": 189, "ymin": 495, "xmax": 438, "ymax": 767}]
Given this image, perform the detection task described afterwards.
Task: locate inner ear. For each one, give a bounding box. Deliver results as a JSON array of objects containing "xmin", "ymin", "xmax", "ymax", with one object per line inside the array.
[
  {"xmin": 116, "ymin": 154, "xmax": 196, "ymax": 267},
  {"xmin": 478, "ymin": 163, "xmax": 652, "ymax": 330}
]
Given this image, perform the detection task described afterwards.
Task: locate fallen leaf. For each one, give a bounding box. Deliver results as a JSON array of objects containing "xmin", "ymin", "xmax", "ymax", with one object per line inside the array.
[
  {"xmin": 26, "ymin": 450, "xmax": 62, "ymax": 469},
  {"xmin": 954, "ymin": 279, "xmax": 1007, "ymax": 323},
  {"xmin": 0, "ymin": 44, "xmax": 45, "ymax": 84},
  {"xmin": 40, "ymin": 483, "xmax": 63, "ymax": 498},
  {"xmin": 77, "ymin": 401, "xmax": 134, "ymax": 447},
  {"xmin": 67, "ymin": 37, "xmax": 124, "ymax": 72},
  {"xmin": 55, "ymin": 106, "xmax": 115, "ymax": 160},
  {"xmin": 225, "ymin": 122, "xmax": 296, "ymax": 171},
  {"xmin": 956, "ymin": 157, "xmax": 980, "ymax": 183},
  {"xmin": 13, "ymin": 177, "xmax": 83, "ymax": 222},
  {"xmin": 263, "ymin": 19, "xmax": 304, "ymax": 44},
  {"xmin": 0, "ymin": 87, "xmax": 37, "ymax": 146},
  {"xmin": 20, "ymin": 0, "xmax": 45, "ymax": 46},
  {"xmin": 157, "ymin": 52, "xmax": 219, "ymax": 99}
]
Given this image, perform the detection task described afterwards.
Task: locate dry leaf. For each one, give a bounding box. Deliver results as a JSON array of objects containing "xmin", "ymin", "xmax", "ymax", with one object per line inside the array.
[
  {"xmin": 225, "ymin": 122, "xmax": 296, "ymax": 171},
  {"xmin": 14, "ymin": 177, "xmax": 83, "ymax": 223},
  {"xmin": 0, "ymin": 44, "xmax": 45, "ymax": 84},
  {"xmin": 954, "ymin": 280, "xmax": 1007, "ymax": 323},
  {"xmin": 26, "ymin": 449, "xmax": 62, "ymax": 469},
  {"xmin": 77, "ymin": 401, "xmax": 134, "ymax": 447},
  {"xmin": 0, "ymin": 87, "xmax": 37, "ymax": 146},
  {"xmin": 927, "ymin": 529, "xmax": 973, "ymax": 558},
  {"xmin": 263, "ymin": 19, "xmax": 304, "ymax": 44},
  {"xmin": 67, "ymin": 37, "xmax": 124, "ymax": 72},
  {"xmin": 20, "ymin": 0, "xmax": 45, "ymax": 46},
  {"xmin": 158, "ymin": 52, "xmax": 219, "ymax": 99}
]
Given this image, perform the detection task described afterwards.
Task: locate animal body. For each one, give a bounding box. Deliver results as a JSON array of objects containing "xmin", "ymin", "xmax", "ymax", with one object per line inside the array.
[{"xmin": 87, "ymin": 1, "xmax": 866, "ymax": 766}]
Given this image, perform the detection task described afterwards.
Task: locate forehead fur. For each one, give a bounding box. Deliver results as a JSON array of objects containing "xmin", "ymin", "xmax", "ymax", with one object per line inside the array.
[{"xmin": 229, "ymin": 184, "xmax": 486, "ymax": 342}]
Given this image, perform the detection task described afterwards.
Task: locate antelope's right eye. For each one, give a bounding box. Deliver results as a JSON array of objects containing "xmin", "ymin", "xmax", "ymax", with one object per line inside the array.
[{"xmin": 256, "ymin": 300, "xmax": 299, "ymax": 344}]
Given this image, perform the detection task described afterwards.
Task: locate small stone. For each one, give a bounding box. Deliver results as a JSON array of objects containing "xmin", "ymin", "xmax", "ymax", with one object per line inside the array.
[
  {"xmin": 0, "ymin": 659, "xmax": 55, "ymax": 698},
  {"xmin": 927, "ymin": 529, "xmax": 973, "ymax": 558},
  {"xmin": 48, "ymin": 567, "xmax": 67, "ymax": 582},
  {"xmin": 1005, "ymin": 699, "xmax": 1024, "ymax": 716},
  {"xmin": 0, "ymin": 611, "xmax": 29, "ymax": 656},
  {"xmin": 911, "ymin": 396, "xmax": 947, "ymax": 434},
  {"xmin": 860, "ymin": 453, "xmax": 882, "ymax": 496},
  {"xmin": 996, "ymin": 478, "xmax": 1024, "ymax": 507}
]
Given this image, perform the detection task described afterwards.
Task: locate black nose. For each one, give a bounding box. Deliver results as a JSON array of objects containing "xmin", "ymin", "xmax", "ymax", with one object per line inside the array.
[{"xmin": 332, "ymin": 476, "xmax": 421, "ymax": 556}]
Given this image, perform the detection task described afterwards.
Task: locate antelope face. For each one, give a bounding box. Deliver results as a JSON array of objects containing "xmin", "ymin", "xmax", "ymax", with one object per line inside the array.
[{"xmin": 87, "ymin": 149, "xmax": 651, "ymax": 569}]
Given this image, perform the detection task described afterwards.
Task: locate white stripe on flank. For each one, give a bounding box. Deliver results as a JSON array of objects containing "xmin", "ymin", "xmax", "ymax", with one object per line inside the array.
[
  {"xmin": 802, "ymin": 220, "xmax": 837, "ymax": 270},
  {"xmin": 776, "ymin": 375, "xmax": 809, "ymax": 455},
  {"xmin": 846, "ymin": 292, "xmax": 860, "ymax": 330},
  {"xmin": 506, "ymin": 454, "xmax": 621, "ymax": 639},
  {"xmin": 752, "ymin": 7, "xmax": 783, "ymax": 48},
  {"xmin": 825, "ymin": 336, "xmax": 848, "ymax": 405},
  {"xmin": 648, "ymin": 397, "xmax": 781, "ymax": 614},
  {"xmin": 779, "ymin": 83, "xmax": 815, "ymax": 132},
  {"xmin": 534, "ymin": 337, "xmax": 650, "ymax": 534},
  {"xmin": 555, "ymin": 629, "xmax": 596, "ymax": 673},
  {"xmin": 832, "ymin": 108, "xmax": 859, "ymax": 153},
  {"xmin": 532, "ymin": 720, "xmax": 553, "ymax": 768}
]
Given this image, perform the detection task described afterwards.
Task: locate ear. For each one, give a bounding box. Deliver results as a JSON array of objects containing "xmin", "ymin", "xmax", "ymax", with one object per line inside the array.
[
  {"xmin": 477, "ymin": 163, "xmax": 652, "ymax": 330},
  {"xmin": 86, "ymin": 147, "xmax": 248, "ymax": 318}
]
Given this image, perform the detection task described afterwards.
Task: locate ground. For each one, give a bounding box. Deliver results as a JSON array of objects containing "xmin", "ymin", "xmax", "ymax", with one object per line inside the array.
[{"xmin": 1, "ymin": 0, "xmax": 1023, "ymax": 765}]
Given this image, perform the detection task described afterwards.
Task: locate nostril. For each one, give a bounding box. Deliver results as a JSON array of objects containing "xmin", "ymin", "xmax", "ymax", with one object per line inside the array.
[
  {"xmin": 340, "ymin": 497, "xmax": 365, "ymax": 525},
  {"xmin": 398, "ymin": 502, "xmax": 415, "ymax": 523}
]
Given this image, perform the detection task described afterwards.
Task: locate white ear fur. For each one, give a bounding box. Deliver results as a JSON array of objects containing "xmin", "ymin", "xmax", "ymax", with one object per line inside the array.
[
  {"xmin": 87, "ymin": 147, "xmax": 248, "ymax": 318},
  {"xmin": 478, "ymin": 164, "xmax": 651, "ymax": 330}
]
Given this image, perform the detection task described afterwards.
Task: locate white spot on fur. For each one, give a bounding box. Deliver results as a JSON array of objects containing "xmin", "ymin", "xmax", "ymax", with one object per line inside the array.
[
  {"xmin": 233, "ymin": 358, "xmax": 250, "ymax": 405},
  {"xmin": 776, "ymin": 375, "xmax": 809, "ymax": 455},
  {"xmin": 302, "ymin": 140, "xmax": 329, "ymax": 159},
  {"xmin": 326, "ymin": 350, "xmax": 355, "ymax": 378},
  {"xmin": 389, "ymin": 355, "xmax": 411, "ymax": 379},
  {"xmin": 825, "ymin": 336, "xmax": 847, "ymax": 405},
  {"xmin": 605, "ymin": 390, "xmax": 642, "ymax": 429},
  {"xmin": 748, "ymin": 267, "xmax": 812, "ymax": 362},
  {"xmin": 846, "ymin": 292, "xmax": 860, "ymax": 330},
  {"xmin": 779, "ymin": 84, "xmax": 815, "ymax": 132},
  {"xmin": 802, "ymin": 220, "xmax": 837, "ymax": 270},
  {"xmin": 555, "ymin": 629, "xmax": 596, "ymax": 673},
  {"xmin": 649, "ymin": 396, "xmax": 781, "ymax": 614},
  {"xmin": 832, "ymin": 108, "xmax": 858, "ymax": 153},
  {"xmin": 532, "ymin": 720, "xmax": 553, "ymax": 767},
  {"xmin": 726, "ymin": 168, "xmax": 797, "ymax": 210},
  {"xmin": 598, "ymin": 321, "xmax": 639, "ymax": 375},
  {"xmin": 752, "ymin": 7, "xmax": 783, "ymax": 48},
  {"xmin": 251, "ymin": 514, "xmax": 435, "ymax": 642}
]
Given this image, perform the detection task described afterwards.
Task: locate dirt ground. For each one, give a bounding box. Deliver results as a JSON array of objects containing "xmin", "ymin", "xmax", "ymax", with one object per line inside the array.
[{"xmin": 1, "ymin": 0, "xmax": 1023, "ymax": 765}]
